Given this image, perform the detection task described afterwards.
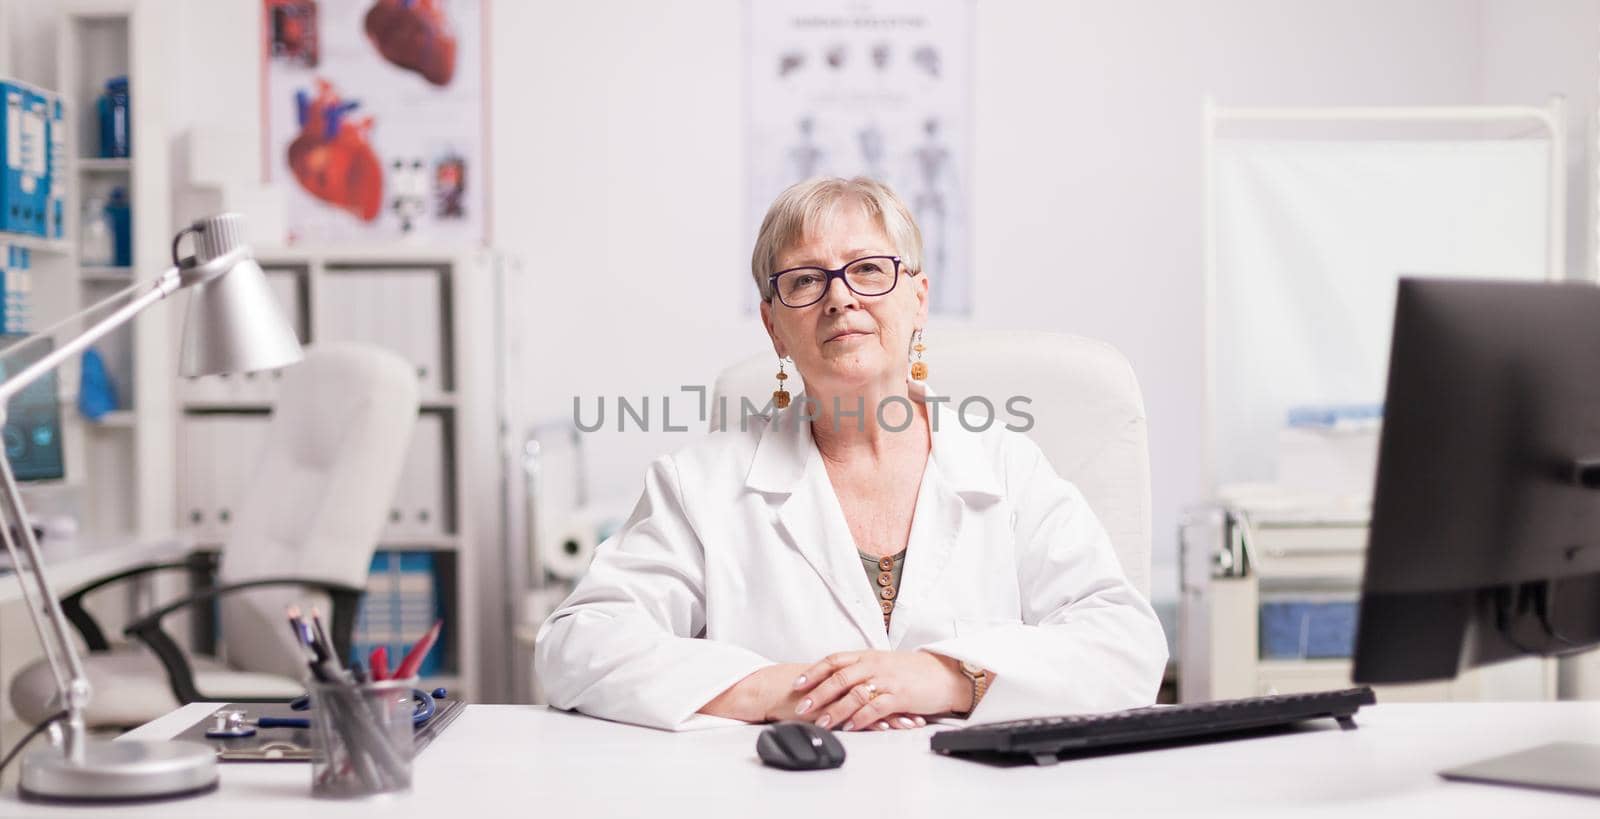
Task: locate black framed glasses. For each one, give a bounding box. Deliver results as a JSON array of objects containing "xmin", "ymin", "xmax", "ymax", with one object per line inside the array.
[{"xmin": 768, "ymin": 255, "xmax": 904, "ymax": 308}]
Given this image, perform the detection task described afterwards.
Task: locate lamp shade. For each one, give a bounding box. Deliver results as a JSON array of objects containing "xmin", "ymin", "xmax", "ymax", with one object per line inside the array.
[{"xmin": 178, "ymin": 215, "xmax": 303, "ymax": 377}]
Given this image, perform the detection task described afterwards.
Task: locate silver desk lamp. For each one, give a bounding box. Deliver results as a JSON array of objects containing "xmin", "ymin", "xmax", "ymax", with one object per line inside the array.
[{"xmin": 0, "ymin": 213, "xmax": 301, "ymax": 802}]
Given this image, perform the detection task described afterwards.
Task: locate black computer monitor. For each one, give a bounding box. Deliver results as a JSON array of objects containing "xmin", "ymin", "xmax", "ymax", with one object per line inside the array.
[
  {"xmin": 0, "ymin": 334, "xmax": 65, "ymax": 483},
  {"xmin": 1352, "ymin": 278, "xmax": 1600, "ymax": 794}
]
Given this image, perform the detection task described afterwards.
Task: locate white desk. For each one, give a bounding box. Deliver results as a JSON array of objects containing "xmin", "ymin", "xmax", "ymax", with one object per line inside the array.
[{"xmin": 0, "ymin": 702, "xmax": 1596, "ymax": 817}]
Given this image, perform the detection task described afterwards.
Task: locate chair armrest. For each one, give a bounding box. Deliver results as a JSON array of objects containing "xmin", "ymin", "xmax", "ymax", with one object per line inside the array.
[
  {"xmin": 122, "ymin": 577, "xmax": 364, "ymax": 704},
  {"xmin": 60, "ymin": 551, "xmax": 219, "ymax": 652}
]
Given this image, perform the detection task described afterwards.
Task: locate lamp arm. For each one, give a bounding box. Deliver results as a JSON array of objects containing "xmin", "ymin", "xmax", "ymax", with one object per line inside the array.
[
  {"xmin": 0, "ymin": 266, "xmax": 184, "ymax": 763},
  {"xmin": 0, "ymin": 267, "xmax": 181, "ymax": 406}
]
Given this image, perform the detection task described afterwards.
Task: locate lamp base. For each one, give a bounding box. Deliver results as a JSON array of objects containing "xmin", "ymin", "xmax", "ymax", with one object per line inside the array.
[{"xmin": 18, "ymin": 738, "xmax": 218, "ymax": 803}]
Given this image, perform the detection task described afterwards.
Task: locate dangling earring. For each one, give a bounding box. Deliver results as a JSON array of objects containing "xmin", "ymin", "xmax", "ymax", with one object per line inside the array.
[
  {"xmin": 910, "ymin": 329, "xmax": 928, "ymax": 381},
  {"xmin": 773, "ymin": 359, "xmax": 792, "ymax": 409}
]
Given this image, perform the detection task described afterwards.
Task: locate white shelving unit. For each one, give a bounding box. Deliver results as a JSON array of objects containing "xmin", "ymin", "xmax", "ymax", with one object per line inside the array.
[
  {"xmin": 173, "ymin": 244, "xmax": 496, "ymax": 701},
  {"xmin": 75, "ymin": 156, "xmax": 129, "ymax": 173},
  {"xmin": 1178, "ymin": 505, "xmax": 1558, "ymax": 704},
  {"xmin": 0, "ymin": 0, "xmax": 178, "ymax": 738},
  {"xmin": 0, "ymin": 233, "xmax": 70, "ymax": 254},
  {"xmin": 53, "ymin": 0, "xmax": 177, "ymax": 541},
  {"xmin": 0, "ymin": 0, "xmax": 500, "ymax": 717}
]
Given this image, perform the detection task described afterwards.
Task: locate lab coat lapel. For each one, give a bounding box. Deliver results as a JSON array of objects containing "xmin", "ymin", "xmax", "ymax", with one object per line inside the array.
[
  {"xmin": 747, "ymin": 401, "xmax": 889, "ymax": 649},
  {"xmin": 887, "ymin": 466, "xmax": 963, "ymax": 648},
  {"xmin": 776, "ymin": 461, "xmax": 893, "ymax": 649},
  {"xmin": 888, "ymin": 386, "xmax": 1004, "ymax": 648}
]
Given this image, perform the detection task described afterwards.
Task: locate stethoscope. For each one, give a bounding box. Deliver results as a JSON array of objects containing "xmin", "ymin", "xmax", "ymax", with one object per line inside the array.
[{"xmin": 205, "ymin": 688, "xmax": 447, "ymax": 739}]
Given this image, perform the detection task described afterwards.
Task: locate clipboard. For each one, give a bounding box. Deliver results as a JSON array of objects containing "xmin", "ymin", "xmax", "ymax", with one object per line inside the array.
[{"xmin": 174, "ymin": 697, "xmax": 466, "ymax": 762}]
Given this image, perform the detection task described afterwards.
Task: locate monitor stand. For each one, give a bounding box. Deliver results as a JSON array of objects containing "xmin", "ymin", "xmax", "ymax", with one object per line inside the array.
[{"xmin": 1439, "ymin": 742, "xmax": 1600, "ymax": 797}]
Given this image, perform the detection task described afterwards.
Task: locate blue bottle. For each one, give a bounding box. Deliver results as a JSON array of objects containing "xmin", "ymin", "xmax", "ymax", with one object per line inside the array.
[
  {"xmin": 104, "ymin": 187, "xmax": 131, "ymax": 267},
  {"xmin": 78, "ymin": 347, "xmax": 120, "ymax": 420},
  {"xmin": 96, "ymin": 76, "xmax": 130, "ymax": 158}
]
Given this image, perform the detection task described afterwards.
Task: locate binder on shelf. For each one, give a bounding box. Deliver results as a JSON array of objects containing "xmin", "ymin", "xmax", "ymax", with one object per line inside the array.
[
  {"xmin": 1259, "ymin": 594, "xmax": 1359, "ymax": 660},
  {"xmin": 0, "ymin": 245, "xmax": 31, "ymax": 333},
  {"xmin": 179, "ymin": 414, "xmax": 271, "ymax": 542},
  {"xmin": 219, "ymin": 414, "xmax": 270, "ymax": 535},
  {"xmin": 391, "ymin": 269, "xmax": 444, "ymax": 395},
  {"xmin": 26, "ymin": 89, "xmax": 47, "ymax": 236},
  {"xmin": 0, "ymin": 79, "xmax": 66, "ymax": 239},
  {"xmin": 323, "ymin": 269, "xmax": 445, "ymax": 396},
  {"xmin": 46, "ymin": 92, "xmax": 64, "ymax": 239},
  {"xmin": 13, "ymin": 84, "xmax": 48, "ymax": 236},
  {"xmin": 386, "ymin": 411, "xmax": 447, "ymax": 540},
  {"xmin": 179, "ymin": 416, "xmax": 215, "ymax": 537},
  {"xmin": 0, "ymin": 81, "xmax": 49, "ymax": 235},
  {"xmin": 352, "ymin": 550, "xmax": 447, "ymax": 678},
  {"xmin": 0, "ymin": 82, "xmax": 16, "ymax": 233}
]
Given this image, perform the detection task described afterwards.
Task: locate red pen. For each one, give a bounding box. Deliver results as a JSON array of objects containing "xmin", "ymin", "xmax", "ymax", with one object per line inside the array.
[
  {"xmin": 368, "ymin": 645, "xmax": 390, "ymax": 681},
  {"xmin": 393, "ymin": 620, "xmax": 442, "ymax": 680}
]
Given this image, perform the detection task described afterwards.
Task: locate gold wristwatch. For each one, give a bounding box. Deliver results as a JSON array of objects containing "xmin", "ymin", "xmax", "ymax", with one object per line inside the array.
[{"xmin": 956, "ymin": 661, "xmax": 989, "ymax": 717}]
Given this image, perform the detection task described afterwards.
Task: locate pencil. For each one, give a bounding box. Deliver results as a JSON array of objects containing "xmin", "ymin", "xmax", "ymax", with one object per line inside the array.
[{"xmin": 394, "ymin": 620, "xmax": 443, "ymax": 680}]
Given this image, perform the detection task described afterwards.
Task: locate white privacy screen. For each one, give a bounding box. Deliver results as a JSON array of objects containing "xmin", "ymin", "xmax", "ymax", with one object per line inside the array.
[{"xmin": 1212, "ymin": 139, "xmax": 1552, "ymax": 486}]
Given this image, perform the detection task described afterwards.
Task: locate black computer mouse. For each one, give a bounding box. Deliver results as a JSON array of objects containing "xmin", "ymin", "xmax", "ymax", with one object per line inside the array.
[{"xmin": 756, "ymin": 721, "xmax": 846, "ymax": 770}]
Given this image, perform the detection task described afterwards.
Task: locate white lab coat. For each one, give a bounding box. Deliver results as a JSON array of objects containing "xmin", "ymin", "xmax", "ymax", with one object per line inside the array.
[{"xmin": 535, "ymin": 385, "xmax": 1168, "ymax": 730}]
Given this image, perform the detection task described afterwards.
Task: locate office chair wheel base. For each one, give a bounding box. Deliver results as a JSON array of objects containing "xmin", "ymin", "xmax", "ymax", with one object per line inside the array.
[{"xmin": 18, "ymin": 738, "xmax": 218, "ymax": 803}]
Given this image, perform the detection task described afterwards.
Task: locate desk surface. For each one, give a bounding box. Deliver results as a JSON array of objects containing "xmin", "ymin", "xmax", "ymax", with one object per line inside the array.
[{"xmin": 1, "ymin": 702, "xmax": 1597, "ymax": 817}]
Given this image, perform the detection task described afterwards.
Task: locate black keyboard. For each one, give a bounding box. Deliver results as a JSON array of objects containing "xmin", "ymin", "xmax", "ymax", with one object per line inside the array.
[{"xmin": 931, "ymin": 686, "xmax": 1376, "ymax": 765}]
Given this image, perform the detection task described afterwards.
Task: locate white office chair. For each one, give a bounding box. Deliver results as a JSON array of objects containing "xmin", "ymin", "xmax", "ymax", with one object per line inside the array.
[
  {"xmin": 9, "ymin": 343, "xmax": 419, "ymax": 728},
  {"xmin": 711, "ymin": 329, "xmax": 1152, "ymax": 599}
]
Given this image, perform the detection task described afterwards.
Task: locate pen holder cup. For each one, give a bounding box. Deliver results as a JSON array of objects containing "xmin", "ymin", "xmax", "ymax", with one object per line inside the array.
[{"xmin": 309, "ymin": 677, "xmax": 418, "ymax": 799}]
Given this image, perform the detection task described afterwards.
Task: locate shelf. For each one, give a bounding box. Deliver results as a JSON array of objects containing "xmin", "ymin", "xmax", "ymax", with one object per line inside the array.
[
  {"xmin": 379, "ymin": 537, "xmax": 462, "ymax": 551},
  {"xmin": 80, "ymin": 266, "xmax": 135, "ymax": 283},
  {"xmin": 0, "ymin": 232, "xmax": 70, "ymax": 254},
  {"xmin": 256, "ymin": 244, "xmax": 486, "ymax": 265},
  {"xmin": 87, "ymin": 410, "xmax": 135, "ymax": 429},
  {"xmin": 170, "ymin": 247, "xmax": 483, "ymax": 703},
  {"xmin": 1257, "ymin": 659, "xmax": 1351, "ymax": 672},
  {"xmin": 77, "ymin": 157, "xmax": 130, "ymax": 173},
  {"xmin": 181, "ymin": 400, "xmax": 273, "ymax": 413},
  {"xmin": 182, "ymin": 395, "xmax": 458, "ymax": 412}
]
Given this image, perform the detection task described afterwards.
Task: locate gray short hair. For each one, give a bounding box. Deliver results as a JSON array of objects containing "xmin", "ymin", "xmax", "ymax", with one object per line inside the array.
[{"xmin": 750, "ymin": 176, "xmax": 924, "ymax": 301}]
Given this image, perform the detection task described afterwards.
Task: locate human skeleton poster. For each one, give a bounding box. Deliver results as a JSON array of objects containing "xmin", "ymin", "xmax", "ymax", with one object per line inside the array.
[{"xmin": 746, "ymin": 0, "xmax": 972, "ymax": 314}]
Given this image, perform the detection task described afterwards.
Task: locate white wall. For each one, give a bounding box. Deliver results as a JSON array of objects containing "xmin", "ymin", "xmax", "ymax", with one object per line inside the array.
[
  {"xmin": 1480, "ymin": 0, "xmax": 1600, "ymax": 277},
  {"xmin": 968, "ymin": 0, "xmax": 1483, "ymax": 621},
  {"xmin": 135, "ymin": 0, "xmax": 1599, "ymax": 700},
  {"xmin": 490, "ymin": 0, "xmax": 1592, "ymax": 657}
]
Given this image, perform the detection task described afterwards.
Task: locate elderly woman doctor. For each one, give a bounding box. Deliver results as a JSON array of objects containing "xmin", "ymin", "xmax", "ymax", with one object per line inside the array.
[{"xmin": 536, "ymin": 177, "xmax": 1167, "ymax": 732}]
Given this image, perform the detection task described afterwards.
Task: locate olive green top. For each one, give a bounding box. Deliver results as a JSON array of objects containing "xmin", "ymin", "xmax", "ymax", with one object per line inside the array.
[{"xmin": 859, "ymin": 547, "xmax": 907, "ymax": 631}]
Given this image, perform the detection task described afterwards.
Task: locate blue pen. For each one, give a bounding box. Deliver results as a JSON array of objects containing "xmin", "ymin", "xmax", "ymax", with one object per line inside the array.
[{"xmin": 257, "ymin": 717, "xmax": 310, "ymax": 729}]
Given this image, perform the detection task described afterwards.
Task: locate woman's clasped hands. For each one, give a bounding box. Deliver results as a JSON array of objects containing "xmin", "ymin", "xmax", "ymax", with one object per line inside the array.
[
  {"xmin": 792, "ymin": 650, "xmax": 970, "ymax": 731},
  {"xmin": 707, "ymin": 650, "xmax": 971, "ymax": 731}
]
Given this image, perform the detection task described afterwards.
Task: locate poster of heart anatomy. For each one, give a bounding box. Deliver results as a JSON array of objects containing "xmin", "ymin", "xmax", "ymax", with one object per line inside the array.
[{"xmin": 262, "ymin": 0, "xmax": 485, "ymax": 245}]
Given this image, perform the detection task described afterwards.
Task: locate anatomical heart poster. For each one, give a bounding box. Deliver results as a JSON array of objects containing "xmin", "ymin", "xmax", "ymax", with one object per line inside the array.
[
  {"xmin": 263, "ymin": 0, "xmax": 485, "ymax": 244},
  {"xmin": 747, "ymin": 0, "xmax": 973, "ymax": 315}
]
